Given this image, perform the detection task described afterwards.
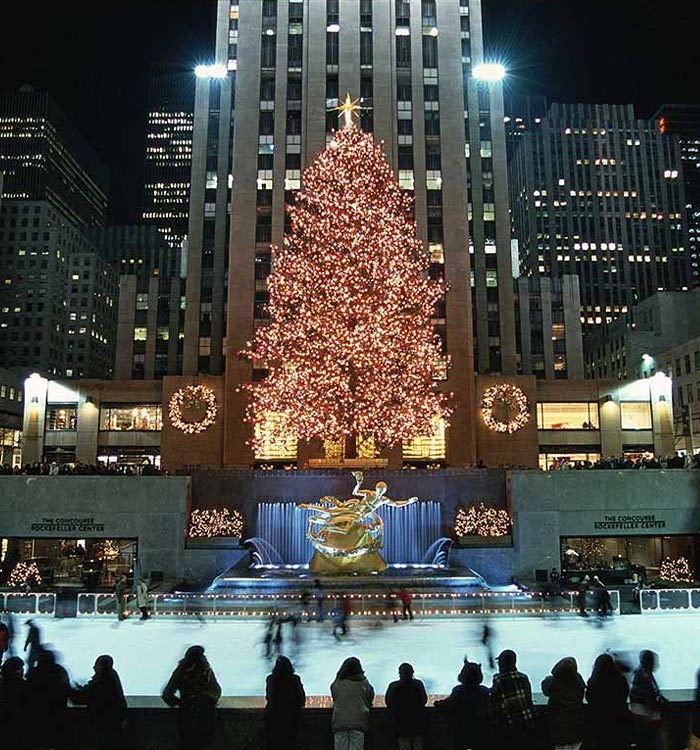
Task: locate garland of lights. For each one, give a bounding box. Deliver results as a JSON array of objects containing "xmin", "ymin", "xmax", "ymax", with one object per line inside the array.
[
  {"xmin": 659, "ymin": 556, "xmax": 693, "ymax": 584},
  {"xmin": 8, "ymin": 561, "xmax": 42, "ymax": 588},
  {"xmin": 188, "ymin": 508, "xmax": 244, "ymax": 538},
  {"xmin": 169, "ymin": 385, "xmax": 218, "ymax": 434},
  {"xmin": 454, "ymin": 502, "xmax": 511, "ymax": 537},
  {"xmin": 481, "ymin": 384, "xmax": 530, "ymax": 434}
]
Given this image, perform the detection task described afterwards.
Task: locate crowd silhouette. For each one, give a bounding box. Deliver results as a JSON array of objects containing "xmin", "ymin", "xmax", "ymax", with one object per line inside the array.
[
  {"xmin": 0, "ymin": 462, "xmax": 162, "ymax": 476},
  {"xmin": 0, "ymin": 615, "xmax": 698, "ymax": 750}
]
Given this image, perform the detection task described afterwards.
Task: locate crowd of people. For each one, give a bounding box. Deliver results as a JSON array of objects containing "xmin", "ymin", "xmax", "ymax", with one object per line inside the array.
[
  {"xmin": 0, "ymin": 461, "xmax": 162, "ymax": 476},
  {"xmin": 1, "ymin": 614, "xmax": 699, "ymax": 750},
  {"xmin": 546, "ymin": 452, "xmax": 700, "ymax": 471}
]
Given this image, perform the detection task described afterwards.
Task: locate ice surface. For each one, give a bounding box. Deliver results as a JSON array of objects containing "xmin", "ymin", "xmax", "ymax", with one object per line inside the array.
[{"xmin": 16, "ymin": 612, "xmax": 699, "ymax": 698}]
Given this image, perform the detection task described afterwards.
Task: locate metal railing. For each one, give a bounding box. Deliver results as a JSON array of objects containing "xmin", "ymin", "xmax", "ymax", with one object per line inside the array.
[
  {"xmin": 75, "ymin": 590, "xmax": 619, "ymax": 619},
  {"xmin": 0, "ymin": 592, "xmax": 56, "ymax": 615},
  {"xmin": 640, "ymin": 587, "xmax": 700, "ymax": 613}
]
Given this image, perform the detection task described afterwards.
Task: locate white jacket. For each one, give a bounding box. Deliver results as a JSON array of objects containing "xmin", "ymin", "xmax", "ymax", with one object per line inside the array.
[{"xmin": 331, "ymin": 676, "xmax": 375, "ymax": 732}]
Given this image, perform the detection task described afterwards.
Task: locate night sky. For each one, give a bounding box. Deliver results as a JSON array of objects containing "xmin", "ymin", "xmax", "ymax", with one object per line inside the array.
[{"xmin": 0, "ymin": 0, "xmax": 697, "ymax": 223}]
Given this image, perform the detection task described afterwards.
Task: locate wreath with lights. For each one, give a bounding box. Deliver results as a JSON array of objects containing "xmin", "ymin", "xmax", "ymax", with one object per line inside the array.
[
  {"xmin": 481, "ymin": 384, "xmax": 530, "ymax": 434},
  {"xmin": 169, "ymin": 385, "xmax": 218, "ymax": 434}
]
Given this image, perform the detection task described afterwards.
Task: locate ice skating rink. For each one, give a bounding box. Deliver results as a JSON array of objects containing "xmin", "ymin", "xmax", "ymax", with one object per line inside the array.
[{"xmin": 23, "ymin": 612, "xmax": 699, "ymax": 697}]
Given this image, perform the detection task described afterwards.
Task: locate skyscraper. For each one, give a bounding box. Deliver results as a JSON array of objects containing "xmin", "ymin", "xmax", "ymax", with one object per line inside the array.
[
  {"xmin": 142, "ymin": 64, "xmax": 195, "ymax": 258},
  {"xmin": 509, "ymin": 103, "xmax": 691, "ymax": 330},
  {"xmin": 654, "ymin": 104, "xmax": 700, "ymax": 288},
  {"xmin": 0, "ymin": 87, "xmax": 115, "ymax": 376},
  {"xmin": 184, "ymin": 0, "xmax": 515, "ymax": 466}
]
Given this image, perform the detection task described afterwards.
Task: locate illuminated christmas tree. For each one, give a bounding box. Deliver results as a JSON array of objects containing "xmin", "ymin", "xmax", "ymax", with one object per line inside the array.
[{"xmin": 245, "ymin": 96, "xmax": 450, "ymax": 452}]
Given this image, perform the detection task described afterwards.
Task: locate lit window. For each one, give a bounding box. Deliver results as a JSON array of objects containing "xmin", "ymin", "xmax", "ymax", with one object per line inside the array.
[
  {"xmin": 133, "ymin": 327, "xmax": 147, "ymax": 341},
  {"xmin": 536, "ymin": 403, "xmax": 600, "ymax": 430},
  {"xmin": 620, "ymin": 402, "xmax": 652, "ymax": 430}
]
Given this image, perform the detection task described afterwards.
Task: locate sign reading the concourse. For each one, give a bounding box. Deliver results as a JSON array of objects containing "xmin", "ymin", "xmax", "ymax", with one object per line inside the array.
[
  {"xmin": 593, "ymin": 514, "xmax": 666, "ymax": 531},
  {"xmin": 30, "ymin": 517, "xmax": 106, "ymax": 534}
]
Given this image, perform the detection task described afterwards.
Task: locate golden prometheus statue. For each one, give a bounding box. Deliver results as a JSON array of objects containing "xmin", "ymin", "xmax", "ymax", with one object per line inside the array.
[{"xmin": 299, "ymin": 471, "xmax": 418, "ymax": 574}]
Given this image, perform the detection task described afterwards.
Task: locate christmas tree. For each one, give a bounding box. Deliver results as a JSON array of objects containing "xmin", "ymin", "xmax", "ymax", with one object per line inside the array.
[{"xmin": 244, "ymin": 97, "xmax": 450, "ymax": 452}]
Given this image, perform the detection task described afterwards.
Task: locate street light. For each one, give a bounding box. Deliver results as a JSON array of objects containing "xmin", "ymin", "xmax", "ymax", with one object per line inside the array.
[
  {"xmin": 195, "ymin": 64, "xmax": 227, "ymax": 79},
  {"xmin": 472, "ymin": 62, "xmax": 506, "ymax": 83}
]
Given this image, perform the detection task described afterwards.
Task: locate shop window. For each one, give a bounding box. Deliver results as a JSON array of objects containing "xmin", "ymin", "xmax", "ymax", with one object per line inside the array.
[
  {"xmin": 538, "ymin": 451, "xmax": 601, "ymax": 471},
  {"xmin": 99, "ymin": 404, "xmax": 162, "ymax": 432},
  {"xmin": 537, "ymin": 402, "xmax": 599, "ymax": 430},
  {"xmin": 46, "ymin": 406, "xmax": 77, "ymax": 431},
  {"xmin": 620, "ymin": 401, "xmax": 652, "ymax": 430}
]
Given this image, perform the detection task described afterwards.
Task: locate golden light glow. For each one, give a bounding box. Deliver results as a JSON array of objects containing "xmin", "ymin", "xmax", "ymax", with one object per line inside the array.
[
  {"xmin": 189, "ymin": 508, "xmax": 244, "ymax": 538},
  {"xmin": 244, "ymin": 122, "xmax": 450, "ymax": 450},
  {"xmin": 9, "ymin": 561, "xmax": 42, "ymax": 588},
  {"xmin": 336, "ymin": 93, "xmax": 362, "ymax": 127},
  {"xmin": 659, "ymin": 556, "xmax": 693, "ymax": 584},
  {"xmin": 481, "ymin": 384, "xmax": 530, "ymax": 434},
  {"xmin": 169, "ymin": 385, "xmax": 218, "ymax": 434},
  {"xmin": 454, "ymin": 502, "xmax": 511, "ymax": 537},
  {"xmin": 254, "ymin": 412, "xmax": 298, "ymax": 461}
]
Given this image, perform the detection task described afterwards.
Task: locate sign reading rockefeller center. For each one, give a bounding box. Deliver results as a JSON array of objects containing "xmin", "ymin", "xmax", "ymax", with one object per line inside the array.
[
  {"xmin": 30, "ymin": 517, "xmax": 106, "ymax": 534},
  {"xmin": 593, "ymin": 514, "xmax": 667, "ymax": 531}
]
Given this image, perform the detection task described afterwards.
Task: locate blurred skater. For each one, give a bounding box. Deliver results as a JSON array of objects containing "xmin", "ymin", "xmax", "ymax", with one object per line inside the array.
[
  {"xmin": 136, "ymin": 577, "xmax": 150, "ymax": 621},
  {"xmin": 333, "ymin": 596, "xmax": 351, "ymax": 640},
  {"xmin": 114, "ymin": 574, "xmax": 128, "ymax": 621},
  {"xmin": 593, "ymin": 576, "xmax": 612, "ymax": 618},
  {"xmin": 398, "ymin": 589, "xmax": 414, "ymax": 621},
  {"xmin": 313, "ymin": 578, "xmax": 325, "ymax": 622},
  {"xmin": 576, "ymin": 576, "xmax": 590, "ymax": 617},
  {"xmin": 23, "ymin": 618, "xmax": 43, "ymax": 672},
  {"xmin": 481, "ymin": 622, "xmax": 495, "ymax": 670},
  {"xmin": 264, "ymin": 617, "xmax": 276, "ymax": 659}
]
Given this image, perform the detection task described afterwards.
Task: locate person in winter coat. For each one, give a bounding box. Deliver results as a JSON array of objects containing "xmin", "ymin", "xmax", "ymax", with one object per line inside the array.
[
  {"xmin": 397, "ymin": 589, "xmax": 414, "ymax": 620},
  {"xmin": 136, "ymin": 577, "xmax": 149, "ymax": 620},
  {"xmin": 630, "ymin": 650, "xmax": 667, "ymax": 750},
  {"xmin": 162, "ymin": 645, "xmax": 222, "ymax": 749},
  {"xmin": 586, "ymin": 653, "xmax": 631, "ymax": 750},
  {"xmin": 435, "ymin": 660, "xmax": 491, "ymax": 750},
  {"xmin": 23, "ymin": 618, "xmax": 42, "ymax": 671},
  {"xmin": 689, "ymin": 668, "xmax": 700, "ymax": 750},
  {"xmin": 576, "ymin": 576, "xmax": 590, "ymax": 616},
  {"xmin": 265, "ymin": 655, "xmax": 306, "ymax": 749},
  {"xmin": 0, "ymin": 656, "xmax": 29, "ymax": 749},
  {"xmin": 330, "ymin": 656, "xmax": 375, "ymax": 750},
  {"xmin": 70, "ymin": 654, "xmax": 127, "ymax": 750},
  {"xmin": 490, "ymin": 649, "xmax": 536, "ymax": 750},
  {"xmin": 385, "ymin": 663, "xmax": 428, "ymax": 750},
  {"xmin": 541, "ymin": 656, "xmax": 586, "ymax": 750},
  {"xmin": 27, "ymin": 649, "xmax": 71, "ymax": 750}
]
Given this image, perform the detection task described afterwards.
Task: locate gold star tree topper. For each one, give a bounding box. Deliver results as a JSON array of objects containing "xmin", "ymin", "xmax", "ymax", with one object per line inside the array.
[{"xmin": 336, "ymin": 93, "xmax": 362, "ymax": 128}]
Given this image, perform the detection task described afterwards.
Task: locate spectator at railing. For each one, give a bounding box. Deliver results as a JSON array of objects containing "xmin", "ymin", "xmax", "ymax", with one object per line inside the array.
[
  {"xmin": 630, "ymin": 650, "xmax": 668, "ymax": 750},
  {"xmin": 70, "ymin": 654, "xmax": 127, "ymax": 750},
  {"xmin": 434, "ymin": 660, "xmax": 490, "ymax": 750},
  {"xmin": 689, "ymin": 668, "xmax": 700, "ymax": 750},
  {"xmin": 265, "ymin": 655, "xmax": 306, "ymax": 750},
  {"xmin": 586, "ymin": 653, "xmax": 631, "ymax": 750},
  {"xmin": 27, "ymin": 649, "xmax": 71, "ymax": 750},
  {"xmin": 162, "ymin": 645, "xmax": 222, "ymax": 750},
  {"xmin": 385, "ymin": 662, "xmax": 428, "ymax": 750},
  {"xmin": 330, "ymin": 657, "xmax": 375, "ymax": 750},
  {"xmin": 0, "ymin": 656, "xmax": 28, "ymax": 747},
  {"xmin": 541, "ymin": 656, "xmax": 586, "ymax": 750},
  {"xmin": 490, "ymin": 649, "xmax": 536, "ymax": 750}
]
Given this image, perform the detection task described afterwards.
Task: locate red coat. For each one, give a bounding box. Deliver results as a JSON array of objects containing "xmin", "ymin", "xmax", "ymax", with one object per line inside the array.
[{"xmin": 398, "ymin": 590, "xmax": 412, "ymax": 606}]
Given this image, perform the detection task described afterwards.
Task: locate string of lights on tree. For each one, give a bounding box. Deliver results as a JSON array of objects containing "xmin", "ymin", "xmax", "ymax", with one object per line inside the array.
[
  {"xmin": 169, "ymin": 385, "xmax": 218, "ymax": 434},
  {"xmin": 454, "ymin": 502, "xmax": 512, "ymax": 537},
  {"xmin": 243, "ymin": 100, "xmax": 451, "ymax": 450},
  {"xmin": 481, "ymin": 384, "xmax": 530, "ymax": 434},
  {"xmin": 8, "ymin": 561, "xmax": 42, "ymax": 588},
  {"xmin": 659, "ymin": 556, "xmax": 693, "ymax": 584},
  {"xmin": 188, "ymin": 508, "xmax": 244, "ymax": 538}
]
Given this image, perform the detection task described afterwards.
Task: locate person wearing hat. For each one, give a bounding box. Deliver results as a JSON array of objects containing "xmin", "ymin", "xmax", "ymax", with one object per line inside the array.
[
  {"xmin": 490, "ymin": 649, "xmax": 536, "ymax": 749},
  {"xmin": 435, "ymin": 660, "xmax": 491, "ymax": 750},
  {"xmin": 385, "ymin": 662, "xmax": 428, "ymax": 750}
]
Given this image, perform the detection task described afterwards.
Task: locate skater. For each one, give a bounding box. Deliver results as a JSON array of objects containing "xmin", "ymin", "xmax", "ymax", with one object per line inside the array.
[
  {"xmin": 27, "ymin": 649, "xmax": 71, "ymax": 750},
  {"xmin": 331, "ymin": 657, "xmax": 375, "ymax": 750},
  {"xmin": 273, "ymin": 618, "xmax": 284, "ymax": 656},
  {"xmin": 162, "ymin": 645, "xmax": 222, "ymax": 750},
  {"xmin": 114, "ymin": 574, "xmax": 128, "ymax": 621},
  {"xmin": 549, "ymin": 568, "xmax": 561, "ymax": 596},
  {"xmin": 435, "ymin": 661, "xmax": 491, "ymax": 750},
  {"xmin": 386, "ymin": 593, "xmax": 399, "ymax": 623},
  {"xmin": 23, "ymin": 618, "xmax": 43, "ymax": 672},
  {"xmin": 385, "ymin": 663, "xmax": 428, "ymax": 750},
  {"xmin": 481, "ymin": 622, "xmax": 495, "ymax": 670},
  {"xmin": 301, "ymin": 588, "xmax": 312, "ymax": 621},
  {"xmin": 264, "ymin": 616, "xmax": 276, "ymax": 659},
  {"xmin": 313, "ymin": 578, "xmax": 325, "ymax": 622},
  {"xmin": 592, "ymin": 576, "xmax": 612, "ymax": 618},
  {"xmin": 576, "ymin": 575, "xmax": 590, "ymax": 616},
  {"xmin": 541, "ymin": 657, "xmax": 586, "ymax": 750},
  {"xmin": 490, "ymin": 649, "xmax": 536, "ymax": 750},
  {"xmin": 586, "ymin": 653, "xmax": 631, "ymax": 750},
  {"xmin": 70, "ymin": 655, "xmax": 127, "ymax": 750},
  {"xmin": 630, "ymin": 650, "xmax": 667, "ymax": 750},
  {"xmin": 265, "ymin": 656, "xmax": 306, "ymax": 750},
  {"xmin": 333, "ymin": 595, "xmax": 352, "ymax": 639},
  {"xmin": 136, "ymin": 576, "xmax": 150, "ymax": 620},
  {"xmin": 398, "ymin": 589, "xmax": 414, "ymax": 621}
]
